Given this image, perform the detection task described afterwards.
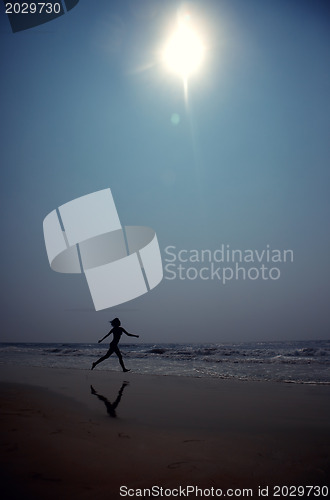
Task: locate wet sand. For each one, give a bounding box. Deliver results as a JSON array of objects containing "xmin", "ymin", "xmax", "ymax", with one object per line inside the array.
[{"xmin": 0, "ymin": 365, "xmax": 329, "ymax": 499}]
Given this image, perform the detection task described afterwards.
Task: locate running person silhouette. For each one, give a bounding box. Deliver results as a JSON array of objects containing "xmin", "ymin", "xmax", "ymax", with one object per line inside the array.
[{"xmin": 91, "ymin": 318, "xmax": 139, "ymax": 372}]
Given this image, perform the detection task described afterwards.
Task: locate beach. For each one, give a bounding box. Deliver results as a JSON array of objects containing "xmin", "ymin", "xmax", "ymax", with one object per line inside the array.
[{"xmin": 0, "ymin": 365, "xmax": 329, "ymax": 499}]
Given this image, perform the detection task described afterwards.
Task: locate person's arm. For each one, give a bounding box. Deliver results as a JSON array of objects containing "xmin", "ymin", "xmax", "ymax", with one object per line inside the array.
[
  {"xmin": 98, "ymin": 330, "xmax": 112, "ymax": 343},
  {"xmin": 122, "ymin": 328, "xmax": 139, "ymax": 338}
]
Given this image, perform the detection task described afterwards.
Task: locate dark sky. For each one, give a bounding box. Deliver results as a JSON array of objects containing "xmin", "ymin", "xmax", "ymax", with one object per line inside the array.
[{"xmin": 1, "ymin": 0, "xmax": 329, "ymax": 343}]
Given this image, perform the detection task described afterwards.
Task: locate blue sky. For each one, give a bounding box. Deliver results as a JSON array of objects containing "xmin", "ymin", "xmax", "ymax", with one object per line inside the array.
[{"xmin": 1, "ymin": 0, "xmax": 329, "ymax": 343}]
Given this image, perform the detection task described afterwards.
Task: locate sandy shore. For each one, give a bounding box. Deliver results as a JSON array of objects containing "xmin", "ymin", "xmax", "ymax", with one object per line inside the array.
[{"xmin": 0, "ymin": 365, "xmax": 329, "ymax": 499}]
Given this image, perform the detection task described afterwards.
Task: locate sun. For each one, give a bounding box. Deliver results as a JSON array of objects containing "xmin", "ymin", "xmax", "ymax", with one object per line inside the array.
[{"xmin": 162, "ymin": 14, "xmax": 205, "ymax": 81}]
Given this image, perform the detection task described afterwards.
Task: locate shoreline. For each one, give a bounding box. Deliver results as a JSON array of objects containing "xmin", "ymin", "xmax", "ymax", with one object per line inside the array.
[
  {"xmin": 1, "ymin": 339, "xmax": 329, "ymax": 385},
  {"xmin": 0, "ymin": 360, "xmax": 329, "ymax": 386},
  {"xmin": 1, "ymin": 366, "xmax": 329, "ymax": 499}
]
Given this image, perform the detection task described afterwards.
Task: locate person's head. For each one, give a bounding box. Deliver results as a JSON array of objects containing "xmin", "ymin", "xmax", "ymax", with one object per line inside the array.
[{"xmin": 110, "ymin": 318, "xmax": 121, "ymax": 327}]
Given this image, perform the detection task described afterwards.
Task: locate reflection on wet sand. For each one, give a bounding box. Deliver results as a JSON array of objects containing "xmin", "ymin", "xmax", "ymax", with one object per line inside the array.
[{"xmin": 90, "ymin": 382, "xmax": 129, "ymax": 418}]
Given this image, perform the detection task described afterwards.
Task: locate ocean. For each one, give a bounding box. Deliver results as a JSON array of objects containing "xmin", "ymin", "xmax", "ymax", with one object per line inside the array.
[{"xmin": 0, "ymin": 340, "xmax": 329, "ymax": 385}]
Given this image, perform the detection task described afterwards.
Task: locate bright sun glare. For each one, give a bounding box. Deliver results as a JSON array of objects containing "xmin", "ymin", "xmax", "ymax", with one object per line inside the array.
[{"xmin": 163, "ymin": 14, "xmax": 205, "ymax": 80}]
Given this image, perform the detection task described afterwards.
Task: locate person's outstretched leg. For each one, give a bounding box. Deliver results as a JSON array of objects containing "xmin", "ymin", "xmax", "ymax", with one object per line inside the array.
[
  {"xmin": 91, "ymin": 348, "xmax": 113, "ymax": 370},
  {"xmin": 115, "ymin": 347, "xmax": 130, "ymax": 372}
]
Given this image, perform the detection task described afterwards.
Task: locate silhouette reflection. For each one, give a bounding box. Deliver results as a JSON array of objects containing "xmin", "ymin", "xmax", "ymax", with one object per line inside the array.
[{"xmin": 90, "ymin": 382, "xmax": 129, "ymax": 418}]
